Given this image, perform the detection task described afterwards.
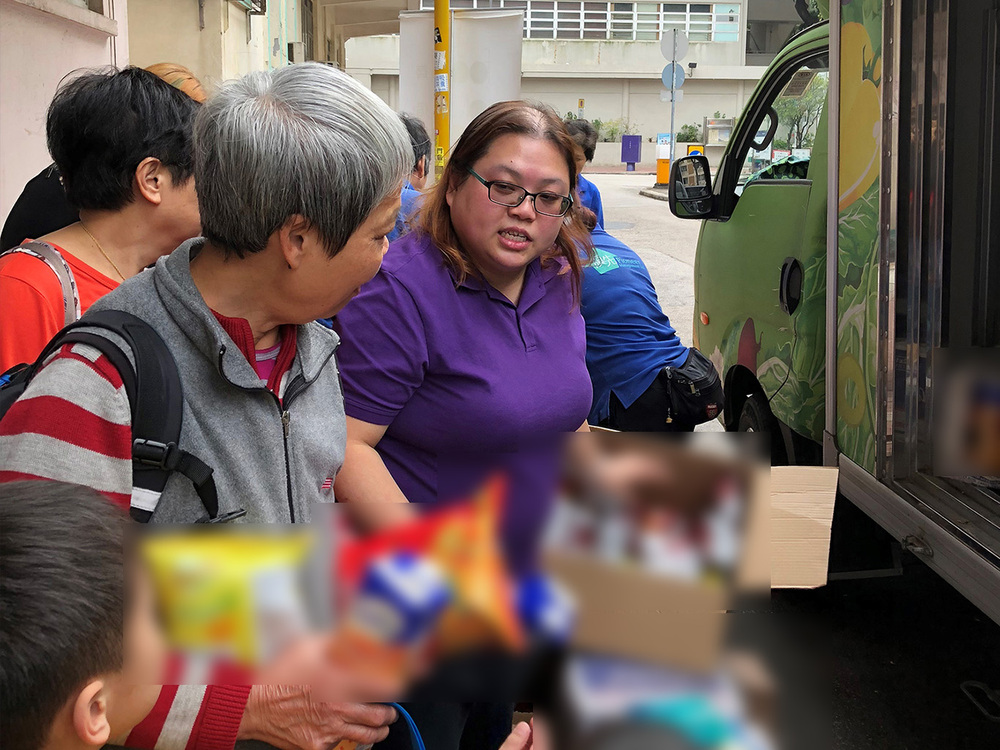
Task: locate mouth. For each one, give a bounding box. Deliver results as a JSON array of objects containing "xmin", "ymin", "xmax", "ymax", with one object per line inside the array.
[{"xmin": 498, "ymin": 228, "xmax": 532, "ymax": 250}]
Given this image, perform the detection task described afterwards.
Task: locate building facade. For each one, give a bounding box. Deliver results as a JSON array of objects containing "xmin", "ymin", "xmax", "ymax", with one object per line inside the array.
[
  {"xmin": 0, "ymin": 0, "xmax": 315, "ymax": 221},
  {"xmin": 344, "ymin": 0, "xmax": 816, "ymax": 153}
]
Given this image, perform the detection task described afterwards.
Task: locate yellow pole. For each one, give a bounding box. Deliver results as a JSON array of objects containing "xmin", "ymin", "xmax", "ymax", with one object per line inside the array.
[{"xmin": 433, "ymin": 0, "xmax": 450, "ymax": 179}]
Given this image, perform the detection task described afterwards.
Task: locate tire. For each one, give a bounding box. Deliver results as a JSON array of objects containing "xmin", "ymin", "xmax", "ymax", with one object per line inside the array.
[{"xmin": 738, "ymin": 392, "xmax": 788, "ymax": 465}]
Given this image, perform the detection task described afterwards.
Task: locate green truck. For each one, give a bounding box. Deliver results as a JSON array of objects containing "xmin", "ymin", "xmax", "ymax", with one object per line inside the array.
[{"xmin": 669, "ymin": 2, "xmax": 999, "ymax": 622}]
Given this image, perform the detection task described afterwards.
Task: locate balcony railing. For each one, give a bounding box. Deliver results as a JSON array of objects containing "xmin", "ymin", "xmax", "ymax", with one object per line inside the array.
[{"xmin": 417, "ymin": 1, "xmax": 740, "ymax": 43}]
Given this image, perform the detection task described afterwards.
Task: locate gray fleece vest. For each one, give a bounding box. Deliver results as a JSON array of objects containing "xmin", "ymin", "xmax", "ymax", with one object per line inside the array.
[{"xmin": 87, "ymin": 239, "xmax": 345, "ymax": 523}]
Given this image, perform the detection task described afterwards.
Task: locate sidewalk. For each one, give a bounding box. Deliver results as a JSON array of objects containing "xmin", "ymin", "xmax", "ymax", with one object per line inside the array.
[{"xmin": 585, "ymin": 164, "xmax": 657, "ymax": 175}]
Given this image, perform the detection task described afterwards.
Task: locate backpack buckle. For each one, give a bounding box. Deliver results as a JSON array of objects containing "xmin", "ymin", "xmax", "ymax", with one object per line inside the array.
[{"xmin": 133, "ymin": 439, "xmax": 179, "ymax": 470}]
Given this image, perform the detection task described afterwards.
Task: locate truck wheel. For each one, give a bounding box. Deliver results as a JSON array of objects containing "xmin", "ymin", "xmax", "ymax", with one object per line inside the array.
[{"xmin": 738, "ymin": 392, "xmax": 788, "ymax": 464}]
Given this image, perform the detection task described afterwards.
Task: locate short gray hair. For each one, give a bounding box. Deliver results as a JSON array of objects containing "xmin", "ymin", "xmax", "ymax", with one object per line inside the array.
[{"xmin": 194, "ymin": 63, "xmax": 411, "ymax": 257}]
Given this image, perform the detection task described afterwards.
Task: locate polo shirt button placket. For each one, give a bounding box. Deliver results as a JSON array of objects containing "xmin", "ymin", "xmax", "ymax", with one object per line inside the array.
[{"xmin": 515, "ymin": 310, "xmax": 536, "ymax": 353}]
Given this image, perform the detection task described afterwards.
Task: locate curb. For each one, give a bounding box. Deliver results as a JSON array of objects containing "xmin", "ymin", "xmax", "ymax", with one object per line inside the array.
[
  {"xmin": 584, "ymin": 168, "xmax": 658, "ymax": 175},
  {"xmin": 639, "ymin": 188, "xmax": 670, "ymax": 202}
]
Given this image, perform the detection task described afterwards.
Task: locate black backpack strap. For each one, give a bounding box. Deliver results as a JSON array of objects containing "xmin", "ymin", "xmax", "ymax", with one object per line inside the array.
[
  {"xmin": 22, "ymin": 310, "xmax": 232, "ymax": 523},
  {"xmin": 82, "ymin": 310, "xmax": 231, "ymax": 523}
]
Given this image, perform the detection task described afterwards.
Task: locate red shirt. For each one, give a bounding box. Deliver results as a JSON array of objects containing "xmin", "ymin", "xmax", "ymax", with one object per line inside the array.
[
  {"xmin": 211, "ymin": 311, "xmax": 297, "ymax": 398},
  {"xmin": 0, "ymin": 242, "xmax": 118, "ymax": 371}
]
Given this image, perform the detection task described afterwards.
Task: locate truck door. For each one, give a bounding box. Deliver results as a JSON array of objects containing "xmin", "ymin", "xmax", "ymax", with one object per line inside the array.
[{"xmin": 695, "ymin": 50, "xmax": 829, "ymax": 442}]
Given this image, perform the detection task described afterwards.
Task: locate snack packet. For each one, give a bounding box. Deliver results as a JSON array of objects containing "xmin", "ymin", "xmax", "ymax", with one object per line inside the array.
[
  {"xmin": 142, "ymin": 529, "xmax": 313, "ymax": 673},
  {"xmin": 328, "ymin": 550, "xmax": 450, "ymax": 682},
  {"xmin": 337, "ymin": 476, "xmax": 524, "ymax": 663}
]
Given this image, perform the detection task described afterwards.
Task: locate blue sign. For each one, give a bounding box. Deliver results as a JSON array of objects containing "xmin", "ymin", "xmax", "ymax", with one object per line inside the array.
[
  {"xmin": 661, "ymin": 62, "xmax": 685, "ymax": 89},
  {"xmin": 620, "ymin": 135, "xmax": 642, "ymax": 164}
]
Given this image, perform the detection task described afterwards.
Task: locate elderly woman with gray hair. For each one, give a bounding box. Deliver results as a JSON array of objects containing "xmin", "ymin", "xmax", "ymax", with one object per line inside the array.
[{"xmin": 0, "ymin": 63, "xmax": 411, "ymax": 749}]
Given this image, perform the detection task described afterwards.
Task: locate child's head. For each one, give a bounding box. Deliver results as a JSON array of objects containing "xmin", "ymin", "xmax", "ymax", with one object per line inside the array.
[{"xmin": 0, "ymin": 481, "xmax": 165, "ymax": 749}]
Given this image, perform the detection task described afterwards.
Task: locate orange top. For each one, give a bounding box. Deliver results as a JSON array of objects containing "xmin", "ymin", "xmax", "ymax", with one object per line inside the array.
[{"xmin": 0, "ymin": 242, "xmax": 119, "ymax": 371}]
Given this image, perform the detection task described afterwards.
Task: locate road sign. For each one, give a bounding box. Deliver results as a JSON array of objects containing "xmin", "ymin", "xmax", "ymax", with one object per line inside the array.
[
  {"xmin": 660, "ymin": 29, "xmax": 689, "ymax": 61},
  {"xmin": 661, "ymin": 62, "xmax": 685, "ymax": 89},
  {"xmin": 660, "ymin": 29, "xmax": 689, "ymax": 172},
  {"xmin": 659, "ymin": 89, "xmax": 684, "ymax": 103}
]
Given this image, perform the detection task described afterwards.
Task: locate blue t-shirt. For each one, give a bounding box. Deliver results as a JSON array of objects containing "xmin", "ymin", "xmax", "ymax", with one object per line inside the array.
[
  {"xmin": 388, "ymin": 182, "xmax": 423, "ymax": 242},
  {"xmin": 577, "ymin": 174, "xmax": 605, "ymax": 228},
  {"xmin": 581, "ymin": 227, "xmax": 689, "ymax": 423}
]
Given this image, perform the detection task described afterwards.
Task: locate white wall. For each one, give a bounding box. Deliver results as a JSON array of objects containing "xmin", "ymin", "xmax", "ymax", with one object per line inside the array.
[
  {"xmin": 397, "ymin": 12, "xmax": 434, "ymax": 134},
  {"xmin": 128, "ymin": 0, "xmax": 298, "ymax": 88},
  {"xmin": 450, "ymin": 10, "xmax": 523, "ymax": 142},
  {"xmin": 522, "ymin": 38, "xmax": 745, "ymax": 76},
  {"xmin": 1, "ymin": 0, "xmax": 128, "ymax": 221},
  {"xmin": 128, "ymin": 0, "xmax": 227, "ymax": 84},
  {"xmin": 520, "ymin": 76, "xmax": 747, "ymax": 142}
]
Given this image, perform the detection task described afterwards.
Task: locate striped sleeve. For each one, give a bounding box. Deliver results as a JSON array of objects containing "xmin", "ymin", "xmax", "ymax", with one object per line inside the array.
[
  {"xmin": 125, "ymin": 685, "xmax": 251, "ymax": 750},
  {"xmin": 0, "ymin": 342, "xmax": 132, "ymax": 508}
]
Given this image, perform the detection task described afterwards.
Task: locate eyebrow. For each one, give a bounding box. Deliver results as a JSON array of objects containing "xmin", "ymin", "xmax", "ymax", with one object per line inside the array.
[{"xmin": 491, "ymin": 165, "xmax": 567, "ymax": 191}]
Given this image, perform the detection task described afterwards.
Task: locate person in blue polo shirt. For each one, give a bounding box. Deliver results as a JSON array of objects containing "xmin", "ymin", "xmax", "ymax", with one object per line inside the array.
[
  {"xmin": 388, "ymin": 113, "xmax": 432, "ymax": 241},
  {"xmin": 580, "ymin": 209, "xmax": 720, "ymax": 431}
]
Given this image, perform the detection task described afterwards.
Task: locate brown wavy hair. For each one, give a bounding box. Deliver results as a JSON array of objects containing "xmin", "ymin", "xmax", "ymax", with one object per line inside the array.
[{"xmin": 418, "ymin": 100, "xmax": 593, "ymax": 299}]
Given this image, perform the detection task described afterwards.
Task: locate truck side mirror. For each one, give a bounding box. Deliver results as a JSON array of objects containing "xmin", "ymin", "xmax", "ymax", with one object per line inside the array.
[{"xmin": 668, "ymin": 155, "xmax": 715, "ymax": 219}]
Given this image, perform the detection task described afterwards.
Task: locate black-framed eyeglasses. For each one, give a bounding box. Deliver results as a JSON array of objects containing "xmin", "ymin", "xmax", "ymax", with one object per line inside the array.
[{"xmin": 466, "ymin": 168, "xmax": 574, "ymax": 217}]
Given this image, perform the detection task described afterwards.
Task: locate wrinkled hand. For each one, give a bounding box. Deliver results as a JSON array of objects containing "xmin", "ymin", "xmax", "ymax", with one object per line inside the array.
[
  {"xmin": 237, "ymin": 686, "xmax": 397, "ymax": 750},
  {"xmin": 254, "ymin": 632, "xmax": 405, "ymax": 702}
]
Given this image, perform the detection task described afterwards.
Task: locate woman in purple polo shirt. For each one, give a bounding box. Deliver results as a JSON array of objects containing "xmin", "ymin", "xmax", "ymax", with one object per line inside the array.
[
  {"xmin": 335, "ymin": 101, "xmax": 592, "ymax": 749},
  {"xmin": 335, "ymin": 100, "xmax": 592, "ymax": 560}
]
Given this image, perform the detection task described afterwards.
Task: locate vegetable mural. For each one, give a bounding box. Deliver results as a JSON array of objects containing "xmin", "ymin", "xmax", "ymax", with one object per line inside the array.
[{"xmin": 837, "ymin": 0, "xmax": 882, "ymax": 471}]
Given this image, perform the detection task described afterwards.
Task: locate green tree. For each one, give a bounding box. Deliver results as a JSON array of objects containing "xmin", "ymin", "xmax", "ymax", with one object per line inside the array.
[
  {"xmin": 772, "ymin": 73, "xmax": 828, "ymax": 149},
  {"xmin": 594, "ymin": 117, "xmax": 637, "ymax": 142},
  {"xmin": 676, "ymin": 123, "xmax": 702, "ymax": 142}
]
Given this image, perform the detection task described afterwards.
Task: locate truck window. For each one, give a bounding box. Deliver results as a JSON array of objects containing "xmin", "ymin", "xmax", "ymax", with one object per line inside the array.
[{"xmin": 732, "ymin": 56, "xmax": 829, "ymax": 198}]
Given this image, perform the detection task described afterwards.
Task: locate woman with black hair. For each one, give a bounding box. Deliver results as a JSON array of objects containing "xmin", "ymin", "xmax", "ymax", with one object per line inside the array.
[
  {"xmin": 564, "ymin": 117, "xmax": 606, "ymax": 228},
  {"xmin": 0, "ymin": 66, "xmax": 201, "ymax": 370}
]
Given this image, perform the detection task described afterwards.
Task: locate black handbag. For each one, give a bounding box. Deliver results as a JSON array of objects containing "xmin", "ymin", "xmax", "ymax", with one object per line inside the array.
[{"xmin": 660, "ymin": 347, "xmax": 725, "ymax": 425}]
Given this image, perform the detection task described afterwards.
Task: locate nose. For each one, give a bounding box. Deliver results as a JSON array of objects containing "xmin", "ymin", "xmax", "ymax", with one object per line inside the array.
[{"xmin": 508, "ymin": 196, "xmax": 538, "ymax": 220}]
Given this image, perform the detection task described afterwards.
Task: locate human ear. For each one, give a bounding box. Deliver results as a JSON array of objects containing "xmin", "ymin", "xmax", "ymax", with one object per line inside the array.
[
  {"xmin": 134, "ymin": 157, "xmax": 166, "ymax": 206},
  {"xmin": 415, "ymin": 156, "xmax": 427, "ymax": 182},
  {"xmin": 280, "ymin": 214, "xmax": 313, "ymax": 270},
  {"xmin": 71, "ymin": 680, "xmax": 112, "ymax": 747}
]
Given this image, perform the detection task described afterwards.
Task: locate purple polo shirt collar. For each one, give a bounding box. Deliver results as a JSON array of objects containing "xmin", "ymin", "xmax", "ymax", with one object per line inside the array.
[{"xmin": 452, "ymin": 254, "xmax": 563, "ymax": 311}]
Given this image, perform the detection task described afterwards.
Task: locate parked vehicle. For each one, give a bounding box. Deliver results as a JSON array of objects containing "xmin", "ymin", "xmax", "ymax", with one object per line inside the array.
[{"xmin": 669, "ymin": 4, "xmax": 1000, "ymax": 623}]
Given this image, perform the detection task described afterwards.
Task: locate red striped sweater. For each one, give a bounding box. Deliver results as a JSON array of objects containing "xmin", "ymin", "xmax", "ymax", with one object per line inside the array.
[{"xmin": 0, "ymin": 343, "xmax": 253, "ymax": 748}]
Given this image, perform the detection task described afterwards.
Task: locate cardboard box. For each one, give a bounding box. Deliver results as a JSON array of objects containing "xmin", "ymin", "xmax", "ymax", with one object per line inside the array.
[
  {"xmin": 770, "ymin": 465, "xmax": 839, "ymax": 588},
  {"xmin": 543, "ymin": 444, "xmax": 838, "ymax": 672}
]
